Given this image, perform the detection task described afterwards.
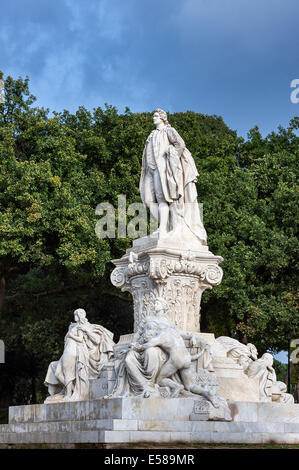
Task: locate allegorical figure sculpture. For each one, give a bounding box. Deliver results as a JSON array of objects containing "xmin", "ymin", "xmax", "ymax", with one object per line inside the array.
[
  {"xmin": 216, "ymin": 336, "xmax": 258, "ymax": 373},
  {"xmin": 44, "ymin": 308, "xmax": 115, "ymax": 402},
  {"xmin": 139, "ymin": 108, "xmax": 207, "ymax": 244},
  {"xmin": 216, "ymin": 337, "xmax": 294, "ymax": 404},
  {"xmin": 246, "ymin": 353, "xmax": 294, "ymax": 404},
  {"xmin": 110, "ymin": 298, "xmax": 220, "ymax": 408}
]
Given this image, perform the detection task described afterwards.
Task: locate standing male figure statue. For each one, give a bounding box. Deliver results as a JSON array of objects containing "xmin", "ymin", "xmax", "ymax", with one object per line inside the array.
[{"xmin": 139, "ymin": 108, "xmax": 207, "ymax": 244}]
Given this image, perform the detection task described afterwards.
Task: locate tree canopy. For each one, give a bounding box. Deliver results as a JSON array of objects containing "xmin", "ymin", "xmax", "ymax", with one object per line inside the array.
[{"xmin": 0, "ymin": 74, "xmax": 298, "ymax": 407}]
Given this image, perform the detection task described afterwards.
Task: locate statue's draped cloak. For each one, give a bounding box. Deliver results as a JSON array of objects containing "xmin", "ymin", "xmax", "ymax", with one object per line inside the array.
[
  {"xmin": 139, "ymin": 125, "xmax": 207, "ymax": 244},
  {"xmin": 44, "ymin": 322, "xmax": 114, "ymax": 400}
]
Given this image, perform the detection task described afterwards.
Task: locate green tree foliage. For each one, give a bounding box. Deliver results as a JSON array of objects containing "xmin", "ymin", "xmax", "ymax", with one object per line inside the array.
[{"xmin": 0, "ymin": 74, "xmax": 298, "ymax": 408}]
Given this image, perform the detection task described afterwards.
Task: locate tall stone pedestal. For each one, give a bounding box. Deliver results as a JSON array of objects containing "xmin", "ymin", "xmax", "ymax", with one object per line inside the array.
[{"xmin": 111, "ymin": 235, "xmax": 223, "ymax": 332}]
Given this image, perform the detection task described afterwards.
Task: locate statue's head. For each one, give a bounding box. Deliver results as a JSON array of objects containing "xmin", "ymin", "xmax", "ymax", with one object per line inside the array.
[
  {"xmin": 153, "ymin": 108, "xmax": 168, "ymax": 126},
  {"xmin": 261, "ymin": 352, "xmax": 273, "ymax": 367},
  {"xmin": 247, "ymin": 343, "xmax": 258, "ymax": 360},
  {"xmin": 154, "ymin": 297, "xmax": 169, "ymax": 315},
  {"xmin": 143, "ymin": 314, "xmax": 174, "ymax": 338},
  {"xmin": 142, "ymin": 321, "xmax": 159, "ymax": 341},
  {"xmin": 74, "ymin": 308, "xmax": 87, "ymax": 323}
]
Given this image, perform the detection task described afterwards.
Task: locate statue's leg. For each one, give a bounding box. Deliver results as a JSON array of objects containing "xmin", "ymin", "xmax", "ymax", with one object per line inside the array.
[
  {"xmin": 144, "ymin": 170, "xmax": 159, "ymax": 221},
  {"xmin": 169, "ymin": 200, "xmax": 185, "ymax": 234},
  {"xmin": 158, "ymin": 202, "xmax": 170, "ymax": 235},
  {"xmin": 64, "ymin": 381, "xmax": 74, "ymax": 399},
  {"xmin": 155, "ymin": 360, "xmax": 183, "ymax": 395},
  {"xmin": 158, "ymin": 378, "xmax": 184, "ymax": 397},
  {"xmin": 180, "ymin": 368, "xmax": 219, "ymax": 407},
  {"xmin": 125, "ymin": 350, "xmax": 149, "ymax": 388},
  {"xmin": 156, "ymin": 360, "xmax": 178, "ymax": 383},
  {"xmin": 169, "ymin": 202, "xmax": 178, "ymax": 231},
  {"xmin": 149, "ymin": 202, "xmax": 159, "ymax": 223},
  {"xmin": 152, "ymin": 168, "xmax": 170, "ymax": 234}
]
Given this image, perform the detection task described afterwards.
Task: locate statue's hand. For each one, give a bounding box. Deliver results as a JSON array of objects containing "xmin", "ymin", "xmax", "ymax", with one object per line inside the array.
[
  {"xmin": 188, "ymin": 332, "xmax": 197, "ymax": 347},
  {"xmin": 78, "ymin": 324, "xmax": 88, "ymax": 333}
]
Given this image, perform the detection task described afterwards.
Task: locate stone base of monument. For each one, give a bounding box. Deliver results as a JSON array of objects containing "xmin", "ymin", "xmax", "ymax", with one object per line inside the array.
[
  {"xmin": 1, "ymin": 399, "xmax": 299, "ymax": 445},
  {"xmin": 1, "ymin": 330, "xmax": 296, "ymax": 445},
  {"xmin": 89, "ymin": 364, "xmax": 260, "ymax": 404}
]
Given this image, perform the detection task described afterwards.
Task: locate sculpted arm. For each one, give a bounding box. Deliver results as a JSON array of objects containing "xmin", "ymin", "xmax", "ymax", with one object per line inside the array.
[
  {"xmin": 181, "ymin": 331, "xmax": 197, "ymax": 347},
  {"xmin": 66, "ymin": 330, "xmax": 84, "ymax": 343},
  {"xmin": 81, "ymin": 328, "xmax": 101, "ymax": 345}
]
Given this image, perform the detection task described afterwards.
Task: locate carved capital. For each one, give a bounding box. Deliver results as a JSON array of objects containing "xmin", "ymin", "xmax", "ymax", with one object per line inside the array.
[
  {"xmin": 110, "ymin": 267, "xmax": 127, "ymax": 290},
  {"xmin": 111, "ymin": 248, "xmax": 223, "ymax": 332}
]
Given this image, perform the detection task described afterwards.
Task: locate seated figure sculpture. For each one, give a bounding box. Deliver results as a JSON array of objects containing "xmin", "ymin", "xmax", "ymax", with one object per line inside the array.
[
  {"xmin": 216, "ymin": 337, "xmax": 294, "ymax": 404},
  {"xmin": 216, "ymin": 336, "xmax": 258, "ymax": 373},
  {"xmin": 247, "ymin": 352, "xmax": 294, "ymax": 404},
  {"xmin": 44, "ymin": 308, "xmax": 115, "ymax": 402},
  {"xmin": 111, "ymin": 298, "xmax": 220, "ymax": 408}
]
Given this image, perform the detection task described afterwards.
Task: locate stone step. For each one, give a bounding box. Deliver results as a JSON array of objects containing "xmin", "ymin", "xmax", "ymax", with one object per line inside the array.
[
  {"xmin": 8, "ymin": 399, "xmax": 299, "ymax": 425},
  {"xmin": 102, "ymin": 430, "xmax": 299, "ymax": 445},
  {"xmin": 8, "ymin": 398, "xmax": 196, "ymax": 424},
  {"xmin": 1, "ymin": 428, "xmax": 299, "ymax": 445},
  {"xmin": 1, "ymin": 418, "xmax": 299, "ymax": 434},
  {"xmin": 0, "ymin": 419, "xmax": 114, "ymax": 434}
]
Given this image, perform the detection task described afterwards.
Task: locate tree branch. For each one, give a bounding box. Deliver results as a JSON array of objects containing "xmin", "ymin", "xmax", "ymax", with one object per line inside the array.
[
  {"xmin": 103, "ymin": 290, "xmax": 132, "ymax": 303},
  {"xmin": 5, "ymin": 283, "xmax": 65, "ymax": 302}
]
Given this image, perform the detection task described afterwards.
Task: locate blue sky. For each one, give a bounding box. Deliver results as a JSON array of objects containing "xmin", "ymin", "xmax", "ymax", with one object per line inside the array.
[
  {"xmin": 274, "ymin": 351, "xmax": 288, "ymax": 364},
  {"xmin": 1, "ymin": 0, "xmax": 299, "ymax": 136}
]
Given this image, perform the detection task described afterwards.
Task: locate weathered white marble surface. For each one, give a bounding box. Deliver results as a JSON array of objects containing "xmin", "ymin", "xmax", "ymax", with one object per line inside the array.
[
  {"xmin": 1, "ymin": 399, "xmax": 299, "ymax": 444},
  {"xmin": 111, "ymin": 247, "xmax": 223, "ymax": 332},
  {"xmin": 44, "ymin": 309, "xmax": 114, "ymax": 403},
  {"xmin": 139, "ymin": 108, "xmax": 207, "ymax": 244}
]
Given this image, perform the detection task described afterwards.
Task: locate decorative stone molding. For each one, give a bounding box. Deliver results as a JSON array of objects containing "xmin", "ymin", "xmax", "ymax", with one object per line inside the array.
[{"xmin": 111, "ymin": 246, "xmax": 223, "ymax": 332}]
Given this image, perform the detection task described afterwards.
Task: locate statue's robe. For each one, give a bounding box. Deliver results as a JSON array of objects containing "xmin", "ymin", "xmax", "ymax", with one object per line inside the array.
[
  {"xmin": 44, "ymin": 322, "xmax": 114, "ymax": 401},
  {"xmin": 139, "ymin": 125, "xmax": 207, "ymax": 244},
  {"xmin": 247, "ymin": 356, "xmax": 294, "ymax": 404}
]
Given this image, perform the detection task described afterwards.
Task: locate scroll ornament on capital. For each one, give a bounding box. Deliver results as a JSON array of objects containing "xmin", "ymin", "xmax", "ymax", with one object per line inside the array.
[{"xmin": 110, "ymin": 253, "xmax": 223, "ymax": 292}]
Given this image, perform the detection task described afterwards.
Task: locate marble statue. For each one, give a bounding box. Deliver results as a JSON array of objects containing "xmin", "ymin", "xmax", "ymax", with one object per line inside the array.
[
  {"xmin": 246, "ymin": 353, "xmax": 294, "ymax": 404},
  {"xmin": 110, "ymin": 298, "xmax": 221, "ymax": 409},
  {"xmin": 111, "ymin": 108, "xmax": 224, "ymax": 333},
  {"xmin": 139, "ymin": 108, "xmax": 207, "ymax": 244},
  {"xmin": 216, "ymin": 337, "xmax": 294, "ymax": 404},
  {"xmin": 44, "ymin": 308, "xmax": 115, "ymax": 402}
]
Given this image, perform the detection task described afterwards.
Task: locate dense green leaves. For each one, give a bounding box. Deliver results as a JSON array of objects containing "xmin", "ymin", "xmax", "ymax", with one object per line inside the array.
[{"xmin": 0, "ymin": 74, "xmax": 298, "ymax": 407}]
